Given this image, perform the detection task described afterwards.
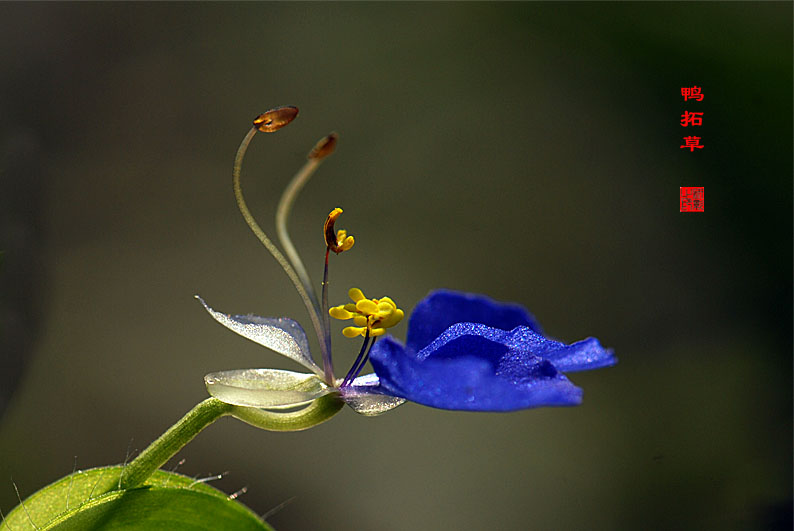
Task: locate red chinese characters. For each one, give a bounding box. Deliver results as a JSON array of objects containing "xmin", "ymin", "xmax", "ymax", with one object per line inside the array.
[
  {"xmin": 681, "ymin": 86, "xmax": 704, "ymax": 101},
  {"xmin": 680, "ymin": 86, "xmax": 704, "ymax": 150},
  {"xmin": 678, "ymin": 88, "xmax": 705, "ymax": 211},
  {"xmin": 680, "ymin": 111, "xmax": 703, "ymax": 127},
  {"xmin": 680, "ymin": 136, "xmax": 704, "ymax": 152}
]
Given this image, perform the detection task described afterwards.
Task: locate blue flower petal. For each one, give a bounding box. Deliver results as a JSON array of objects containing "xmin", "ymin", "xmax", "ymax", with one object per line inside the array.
[
  {"xmin": 418, "ymin": 323, "xmax": 616, "ymax": 373},
  {"xmin": 540, "ymin": 337, "xmax": 617, "ymax": 373},
  {"xmin": 370, "ymin": 335, "xmax": 584, "ymax": 411},
  {"xmin": 406, "ymin": 289, "xmax": 543, "ymax": 352}
]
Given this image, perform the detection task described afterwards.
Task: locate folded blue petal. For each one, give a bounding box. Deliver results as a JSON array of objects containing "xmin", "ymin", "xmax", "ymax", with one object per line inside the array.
[
  {"xmin": 415, "ymin": 322, "xmax": 616, "ymax": 374},
  {"xmin": 370, "ymin": 336, "xmax": 583, "ymax": 411},
  {"xmin": 406, "ymin": 289, "xmax": 543, "ymax": 352},
  {"xmin": 368, "ymin": 290, "xmax": 616, "ymax": 412}
]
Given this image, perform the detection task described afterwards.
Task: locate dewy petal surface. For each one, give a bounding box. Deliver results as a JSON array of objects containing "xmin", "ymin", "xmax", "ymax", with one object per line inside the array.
[
  {"xmin": 406, "ymin": 289, "xmax": 543, "ymax": 352},
  {"xmin": 420, "ymin": 323, "xmax": 616, "ymax": 373},
  {"xmin": 370, "ymin": 336, "xmax": 583, "ymax": 411},
  {"xmin": 196, "ymin": 296, "xmax": 323, "ymax": 376},
  {"xmin": 205, "ymin": 368, "xmax": 331, "ymax": 408},
  {"xmin": 340, "ymin": 373, "xmax": 406, "ymax": 416}
]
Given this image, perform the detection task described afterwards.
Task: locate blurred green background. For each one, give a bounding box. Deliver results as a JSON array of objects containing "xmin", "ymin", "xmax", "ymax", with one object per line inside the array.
[{"xmin": 0, "ymin": 2, "xmax": 790, "ymax": 530}]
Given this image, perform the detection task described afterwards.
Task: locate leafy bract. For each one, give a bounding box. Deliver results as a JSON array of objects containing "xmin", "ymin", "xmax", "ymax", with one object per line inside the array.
[
  {"xmin": 196, "ymin": 296, "xmax": 322, "ymax": 376},
  {"xmin": 341, "ymin": 373, "xmax": 407, "ymax": 416},
  {"xmin": 205, "ymin": 368, "xmax": 332, "ymax": 408}
]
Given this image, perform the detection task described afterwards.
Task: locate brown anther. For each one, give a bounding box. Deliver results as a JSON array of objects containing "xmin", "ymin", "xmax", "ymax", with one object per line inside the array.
[
  {"xmin": 309, "ymin": 132, "xmax": 338, "ymax": 160},
  {"xmin": 253, "ymin": 106, "xmax": 299, "ymax": 133},
  {"xmin": 324, "ymin": 207, "xmax": 344, "ymax": 253}
]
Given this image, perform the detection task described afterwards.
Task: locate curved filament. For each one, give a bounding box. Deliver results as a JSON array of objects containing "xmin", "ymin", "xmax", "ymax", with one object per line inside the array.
[{"xmin": 233, "ymin": 121, "xmax": 334, "ymax": 385}]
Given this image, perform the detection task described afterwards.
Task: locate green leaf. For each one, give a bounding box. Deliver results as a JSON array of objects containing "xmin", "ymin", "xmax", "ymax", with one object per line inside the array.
[{"xmin": 2, "ymin": 466, "xmax": 273, "ymax": 530}]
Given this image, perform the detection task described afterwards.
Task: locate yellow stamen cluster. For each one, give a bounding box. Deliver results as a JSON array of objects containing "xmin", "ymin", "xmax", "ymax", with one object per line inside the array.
[
  {"xmin": 330, "ymin": 288, "xmax": 404, "ymax": 338},
  {"xmin": 324, "ymin": 208, "xmax": 355, "ymax": 253},
  {"xmin": 334, "ymin": 228, "xmax": 355, "ymax": 252}
]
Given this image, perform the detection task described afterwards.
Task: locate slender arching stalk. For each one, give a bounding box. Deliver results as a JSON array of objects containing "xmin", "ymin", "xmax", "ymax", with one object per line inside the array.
[
  {"xmin": 275, "ymin": 133, "xmax": 337, "ymax": 313},
  {"xmin": 320, "ymin": 247, "xmax": 334, "ymax": 382},
  {"xmin": 276, "ymin": 133, "xmax": 340, "ymax": 382},
  {"xmin": 232, "ymin": 112, "xmax": 334, "ymax": 384},
  {"xmin": 275, "ymin": 155, "xmax": 323, "ymax": 313}
]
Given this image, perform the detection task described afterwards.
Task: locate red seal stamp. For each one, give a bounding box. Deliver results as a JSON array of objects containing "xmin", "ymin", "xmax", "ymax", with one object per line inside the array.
[{"xmin": 680, "ymin": 187, "xmax": 704, "ymax": 212}]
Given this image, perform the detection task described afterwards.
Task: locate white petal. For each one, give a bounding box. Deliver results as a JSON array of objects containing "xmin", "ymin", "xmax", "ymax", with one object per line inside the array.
[
  {"xmin": 205, "ymin": 368, "xmax": 332, "ymax": 408},
  {"xmin": 196, "ymin": 296, "xmax": 322, "ymax": 376},
  {"xmin": 350, "ymin": 373, "xmax": 380, "ymax": 386},
  {"xmin": 342, "ymin": 373, "xmax": 406, "ymax": 416}
]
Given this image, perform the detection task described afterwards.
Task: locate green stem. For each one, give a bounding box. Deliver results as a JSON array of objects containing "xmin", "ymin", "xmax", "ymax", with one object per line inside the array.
[
  {"xmin": 119, "ymin": 395, "xmax": 344, "ymax": 490},
  {"xmin": 119, "ymin": 398, "xmax": 232, "ymax": 490}
]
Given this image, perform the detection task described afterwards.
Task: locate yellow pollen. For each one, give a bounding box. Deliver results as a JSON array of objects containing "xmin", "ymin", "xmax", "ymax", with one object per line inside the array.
[
  {"xmin": 329, "ymin": 287, "xmax": 404, "ymax": 339},
  {"xmin": 324, "ymin": 208, "xmax": 355, "ymax": 254},
  {"xmin": 348, "ymin": 288, "xmax": 365, "ymax": 302}
]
